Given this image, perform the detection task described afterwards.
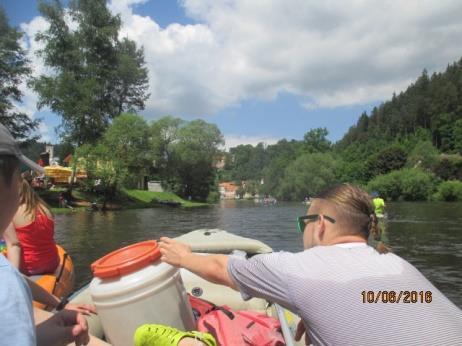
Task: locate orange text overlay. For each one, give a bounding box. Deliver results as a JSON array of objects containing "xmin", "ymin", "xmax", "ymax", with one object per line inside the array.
[{"xmin": 361, "ymin": 290, "xmax": 432, "ymax": 304}]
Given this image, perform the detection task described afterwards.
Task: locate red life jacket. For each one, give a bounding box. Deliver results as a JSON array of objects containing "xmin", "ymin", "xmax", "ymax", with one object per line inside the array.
[{"xmin": 189, "ymin": 295, "xmax": 285, "ymax": 346}]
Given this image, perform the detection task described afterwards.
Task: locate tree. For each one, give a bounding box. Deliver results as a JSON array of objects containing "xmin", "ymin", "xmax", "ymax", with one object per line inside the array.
[
  {"xmin": 0, "ymin": 7, "xmax": 39, "ymax": 141},
  {"xmin": 453, "ymin": 119, "xmax": 462, "ymax": 154},
  {"xmin": 75, "ymin": 114, "xmax": 151, "ymax": 204},
  {"xmin": 432, "ymin": 154, "xmax": 462, "ymax": 181},
  {"xmin": 30, "ymin": 0, "xmax": 149, "ymax": 145},
  {"xmin": 260, "ymin": 139, "xmax": 302, "ymax": 195},
  {"xmin": 227, "ymin": 144, "xmax": 257, "ymax": 181},
  {"xmin": 149, "ymin": 116, "xmax": 184, "ymax": 179},
  {"xmin": 102, "ymin": 113, "xmax": 150, "ymax": 188},
  {"xmin": 114, "ymin": 38, "xmax": 150, "ymax": 115},
  {"xmin": 303, "ymin": 128, "xmax": 331, "ymax": 153},
  {"xmin": 363, "ymin": 145, "xmax": 407, "ymax": 181},
  {"xmin": 168, "ymin": 120, "xmax": 224, "ymax": 200},
  {"xmin": 431, "ymin": 112, "xmax": 455, "ymax": 151},
  {"xmin": 407, "ymin": 140, "xmax": 439, "ymax": 170},
  {"xmin": 75, "ymin": 143, "xmax": 124, "ymax": 210},
  {"xmin": 276, "ymin": 153, "xmax": 338, "ymax": 201}
]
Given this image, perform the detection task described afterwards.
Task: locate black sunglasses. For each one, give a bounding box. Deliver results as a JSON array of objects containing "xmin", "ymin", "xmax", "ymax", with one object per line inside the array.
[{"xmin": 297, "ymin": 214, "xmax": 336, "ymax": 233}]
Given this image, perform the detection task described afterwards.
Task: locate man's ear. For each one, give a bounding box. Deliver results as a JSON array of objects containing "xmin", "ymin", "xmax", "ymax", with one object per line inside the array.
[{"xmin": 316, "ymin": 215, "xmax": 327, "ymax": 241}]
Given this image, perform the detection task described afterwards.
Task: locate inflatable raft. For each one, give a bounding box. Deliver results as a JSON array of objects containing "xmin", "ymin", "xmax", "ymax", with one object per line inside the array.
[
  {"xmin": 70, "ymin": 229, "xmax": 302, "ymax": 345},
  {"xmin": 31, "ymin": 244, "xmax": 75, "ymax": 309}
]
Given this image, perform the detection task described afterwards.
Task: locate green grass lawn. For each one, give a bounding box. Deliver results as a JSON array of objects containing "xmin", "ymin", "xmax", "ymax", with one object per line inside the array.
[
  {"xmin": 122, "ymin": 189, "xmax": 208, "ymax": 208},
  {"xmin": 51, "ymin": 207, "xmax": 86, "ymax": 215},
  {"xmin": 71, "ymin": 189, "xmax": 96, "ymax": 202},
  {"xmin": 40, "ymin": 186, "xmax": 208, "ymax": 212}
]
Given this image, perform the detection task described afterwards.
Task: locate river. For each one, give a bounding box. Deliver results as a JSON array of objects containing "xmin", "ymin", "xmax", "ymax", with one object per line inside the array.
[{"xmin": 54, "ymin": 200, "xmax": 462, "ymax": 308}]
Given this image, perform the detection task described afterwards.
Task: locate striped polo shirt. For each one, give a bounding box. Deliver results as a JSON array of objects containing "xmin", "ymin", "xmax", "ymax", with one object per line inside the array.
[{"xmin": 227, "ymin": 243, "xmax": 462, "ymax": 345}]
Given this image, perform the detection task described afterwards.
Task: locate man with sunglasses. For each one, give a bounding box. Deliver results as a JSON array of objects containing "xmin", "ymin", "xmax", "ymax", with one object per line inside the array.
[{"xmin": 160, "ymin": 184, "xmax": 462, "ymax": 345}]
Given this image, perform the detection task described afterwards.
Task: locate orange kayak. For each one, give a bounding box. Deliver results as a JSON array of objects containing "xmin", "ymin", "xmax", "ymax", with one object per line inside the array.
[{"xmin": 30, "ymin": 245, "xmax": 75, "ymax": 309}]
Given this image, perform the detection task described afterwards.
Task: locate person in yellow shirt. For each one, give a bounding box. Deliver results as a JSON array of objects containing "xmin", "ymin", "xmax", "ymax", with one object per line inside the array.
[{"xmin": 372, "ymin": 192, "xmax": 386, "ymax": 217}]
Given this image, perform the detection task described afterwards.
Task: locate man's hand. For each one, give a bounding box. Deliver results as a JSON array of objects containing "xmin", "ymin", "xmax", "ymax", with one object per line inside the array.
[
  {"xmin": 159, "ymin": 237, "xmax": 192, "ymax": 267},
  {"xmin": 36, "ymin": 309, "xmax": 90, "ymax": 346},
  {"xmin": 295, "ymin": 320, "xmax": 311, "ymax": 345}
]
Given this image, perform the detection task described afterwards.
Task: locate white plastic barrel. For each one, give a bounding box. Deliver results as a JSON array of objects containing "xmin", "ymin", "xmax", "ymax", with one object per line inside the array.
[{"xmin": 89, "ymin": 240, "xmax": 195, "ymax": 346}]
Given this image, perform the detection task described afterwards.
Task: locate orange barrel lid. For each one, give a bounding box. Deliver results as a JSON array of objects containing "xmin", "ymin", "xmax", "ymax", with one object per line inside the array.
[{"xmin": 91, "ymin": 240, "xmax": 161, "ymax": 279}]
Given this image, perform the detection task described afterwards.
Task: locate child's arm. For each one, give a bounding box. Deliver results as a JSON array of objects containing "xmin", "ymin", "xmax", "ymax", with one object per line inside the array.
[
  {"xmin": 25, "ymin": 277, "xmax": 96, "ymax": 314},
  {"xmin": 3, "ymin": 222, "xmax": 21, "ymax": 269},
  {"xmin": 24, "ymin": 276, "xmax": 60, "ymax": 308}
]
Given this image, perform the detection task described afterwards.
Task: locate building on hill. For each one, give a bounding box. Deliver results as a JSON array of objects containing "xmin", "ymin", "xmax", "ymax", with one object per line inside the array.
[
  {"xmin": 63, "ymin": 154, "xmax": 73, "ymax": 166},
  {"xmin": 219, "ymin": 182, "xmax": 237, "ymax": 199}
]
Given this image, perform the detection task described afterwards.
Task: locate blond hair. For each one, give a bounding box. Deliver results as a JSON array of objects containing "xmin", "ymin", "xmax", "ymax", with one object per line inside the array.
[
  {"xmin": 19, "ymin": 179, "xmax": 52, "ymax": 219},
  {"xmin": 316, "ymin": 184, "xmax": 389, "ymax": 254}
]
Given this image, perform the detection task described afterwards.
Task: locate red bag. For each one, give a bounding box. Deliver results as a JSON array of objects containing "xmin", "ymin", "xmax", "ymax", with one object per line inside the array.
[
  {"xmin": 189, "ymin": 295, "xmax": 285, "ymax": 346},
  {"xmin": 189, "ymin": 294, "xmax": 216, "ymax": 320}
]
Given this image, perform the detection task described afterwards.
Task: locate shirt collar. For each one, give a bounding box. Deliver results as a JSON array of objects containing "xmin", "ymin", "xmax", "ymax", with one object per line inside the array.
[{"xmin": 334, "ymin": 242, "xmax": 368, "ymax": 249}]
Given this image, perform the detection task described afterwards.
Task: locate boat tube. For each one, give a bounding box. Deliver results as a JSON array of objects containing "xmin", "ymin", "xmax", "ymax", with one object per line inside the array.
[{"xmin": 69, "ymin": 229, "xmax": 302, "ymax": 345}]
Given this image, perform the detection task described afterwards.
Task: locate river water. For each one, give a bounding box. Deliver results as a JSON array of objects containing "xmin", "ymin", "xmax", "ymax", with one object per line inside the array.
[{"xmin": 54, "ymin": 200, "xmax": 462, "ymax": 308}]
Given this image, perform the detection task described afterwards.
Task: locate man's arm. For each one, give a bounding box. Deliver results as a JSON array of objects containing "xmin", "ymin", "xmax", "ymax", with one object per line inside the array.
[
  {"xmin": 159, "ymin": 237, "xmax": 237, "ymax": 289},
  {"xmin": 159, "ymin": 237, "xmax": 293, "ymax": 309}
]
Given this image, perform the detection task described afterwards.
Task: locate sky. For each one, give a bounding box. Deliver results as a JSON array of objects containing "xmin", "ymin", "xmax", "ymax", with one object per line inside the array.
[{"xmin": 3, "ymin": 0, "xmax": 462, "ymax": 149}]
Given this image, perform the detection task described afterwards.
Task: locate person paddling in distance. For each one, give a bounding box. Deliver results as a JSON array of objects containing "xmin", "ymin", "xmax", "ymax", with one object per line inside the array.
[
  {"xmin": 142, "ymin": 183, "xmax": 462, "ymax": 346},
  {"xmin": 371, "ymin": 191, "xmax": 386, "ymax": 217}
]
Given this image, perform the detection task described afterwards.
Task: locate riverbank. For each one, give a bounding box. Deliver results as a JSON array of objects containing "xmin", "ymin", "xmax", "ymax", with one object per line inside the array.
[{"xmin": 40, "ymin": 187, "xmax": 209, "ymax": 214}]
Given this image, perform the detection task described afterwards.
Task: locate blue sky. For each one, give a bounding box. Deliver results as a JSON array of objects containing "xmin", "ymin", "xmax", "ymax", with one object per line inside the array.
[{"xmin": 4, "ymin": 1, "xmax": 462, "ymax": 147}]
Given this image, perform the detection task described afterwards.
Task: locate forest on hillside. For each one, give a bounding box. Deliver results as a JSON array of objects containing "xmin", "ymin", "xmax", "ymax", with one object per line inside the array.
[{"xmin": 221, "ymin": 59, "xmax": 462, "ymax": 202}]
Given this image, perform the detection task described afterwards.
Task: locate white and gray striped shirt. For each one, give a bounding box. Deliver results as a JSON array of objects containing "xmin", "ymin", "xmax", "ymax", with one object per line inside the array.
[{"xmin": 228, "ymin": 243, "xmax": 462, "ymax": 345}]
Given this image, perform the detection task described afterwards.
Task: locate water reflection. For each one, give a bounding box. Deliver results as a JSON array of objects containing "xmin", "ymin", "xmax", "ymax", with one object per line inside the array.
[{"xmin": 54, "ymin": 201, "xmax": 462, "ymax": 307}]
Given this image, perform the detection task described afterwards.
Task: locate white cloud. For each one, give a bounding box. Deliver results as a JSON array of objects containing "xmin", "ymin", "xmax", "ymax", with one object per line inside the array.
[
  {"xmin": 20, "ymin": 16, "xmax": 49, "ymax": 76},
  {"xmin": 223, "ymin": 134, "xmax": 279, "ymax": 150},
  {"xmin": 115, "ymin": 0, "xmax": 462, "ymax": 115},
  {"xmin": 37, "ymin": 122, "xmax": 52, "ymax": 143},
  {"xmin": 108, "ymin": 0, "xmax": 149, "ymax": 23},
  {"xmin": 16, "ymin": 17, "xmax": 51, "ymax": 141},
  {"xmin": 17, "ymin": 0, "xmax": 462, "ymax": 131}
]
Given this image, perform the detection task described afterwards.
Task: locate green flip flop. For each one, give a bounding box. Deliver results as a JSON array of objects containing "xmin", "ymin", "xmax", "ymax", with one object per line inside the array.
[{"xmin": 134, "ymin": 324, "xmax": 217, "ymax": 346}]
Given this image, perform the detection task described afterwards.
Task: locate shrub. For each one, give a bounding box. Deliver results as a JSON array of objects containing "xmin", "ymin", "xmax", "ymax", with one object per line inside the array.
[
  {"xmin": 432, "ymin": 154, "xmax": 462, "ymax": 180},
  {"xmin": 406, "ymin": 140, "xmax": 439, "ymax": 170},
  {"xmin": 206, "ymin": 190, "xmax": 220, "ymax": 203},
  {"xmin": 367, "ymin": 173, "xmax": 401, "ymax": 201},
  {"xmin": 434, "ymin": 180, "xmax": 462, "ymax": 201},
  {"xmin": 363, "ymin": 145, "xmax": 407, "ymax": 181},
  {"xmin": 367, "ymin": 168, "xmax": 435, "ymax": 201}
]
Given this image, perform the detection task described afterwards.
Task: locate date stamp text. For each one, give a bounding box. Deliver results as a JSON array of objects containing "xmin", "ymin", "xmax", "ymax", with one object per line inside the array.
[{"xmin": 361, "ymin": 290, "xmax": 432, "ymax": 304}]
